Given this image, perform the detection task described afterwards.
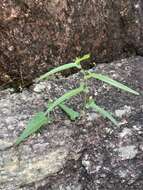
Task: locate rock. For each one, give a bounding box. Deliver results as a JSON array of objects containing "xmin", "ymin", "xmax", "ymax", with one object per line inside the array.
[
  {"xmin": 0, "ymin": 1, "xmax": 143, "ymax": 86},
  {"xmin": 1, "ymin": 147, "xmax": 68, "ymax": 184},
  {"xmin": 119, "ymin": 128, "xmax": 132, "ymax": 138},
  {"xmin": 0, "ymin": 56, "xmax": 143, "ymax": 189},
  {"xmin": 115, "ymin": 105, "xmax": 132, "ymax": 118},
  {"xmin": 118, "ymin": 145, "xmax": 138, "ymax": 160},
  {"xmin": 33, "ymin": 83, "xmax": 47, "ymax": 93}
]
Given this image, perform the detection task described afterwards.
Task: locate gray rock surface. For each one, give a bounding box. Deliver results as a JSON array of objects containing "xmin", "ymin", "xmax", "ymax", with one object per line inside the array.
[
  {"xmin": 0, "ymin": 0, "xmax": 143, "ymax": 86},
  {"xmin": 117, "ymin": 145, "xmax": 138, "ymax": 160},
  {"xmin": 0, "ymin": 56, "xmax": 143, "ymax": 189}
]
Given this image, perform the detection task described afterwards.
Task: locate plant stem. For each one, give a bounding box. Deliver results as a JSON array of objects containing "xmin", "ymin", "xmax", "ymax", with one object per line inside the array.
[
  {"xmin": 80, "ymin": 69, "xmax": 89, "ymax": 110},
  {"xmin": 44, "ymin": 84, "xmax": 85, "ymax": 116}
]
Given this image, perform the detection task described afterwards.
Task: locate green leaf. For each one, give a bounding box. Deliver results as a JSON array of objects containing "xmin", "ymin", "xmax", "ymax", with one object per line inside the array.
[
  {"xmin": 45, "ymin": 83, "xmax": 85, "ymax": 115},
  {"xmin": 75, "ymin": 54, "xmax": 90, "ymax": 65},
  {"xmin": 59, "ymin": 102, "xmax": 80, "ymax": 121},
  {"xmin": 15, "ymin": 112, "xmax": 49, "ymax": 145},
  {"xmin": 86, "ymin": 99, "xmax": 118, "ymax": 126},
  {"xmin": 37, "ymin": 62, "xmax": 81, "ymax": 81},
  {"xmin": 86, "ymin": 73, "xmax": 139, "ymax": 95}
]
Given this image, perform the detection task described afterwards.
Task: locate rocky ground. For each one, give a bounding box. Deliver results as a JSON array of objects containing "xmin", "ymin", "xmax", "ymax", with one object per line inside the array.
[
  {"xmin": 0, "ymin": 56, "xmax": 143, "ymax": 190},
  {"xmin": 0, "ymin": 0, "xmax": 143, "ymax": 87}
]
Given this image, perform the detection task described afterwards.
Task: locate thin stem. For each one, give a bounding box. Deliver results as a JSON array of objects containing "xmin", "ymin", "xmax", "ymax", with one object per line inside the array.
[{"xmin": 80, "ymin": 69, "xmax": 89, "ymax": 111}]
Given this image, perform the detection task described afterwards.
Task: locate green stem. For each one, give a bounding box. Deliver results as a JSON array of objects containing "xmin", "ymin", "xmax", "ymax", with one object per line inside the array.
[
  {"xmin": 44, "ymin": 84, "xmax": 85, "ymax": 116},
  {"xmin": 38, "ymin": 62, "xmax": 81, "ymax": 81}
]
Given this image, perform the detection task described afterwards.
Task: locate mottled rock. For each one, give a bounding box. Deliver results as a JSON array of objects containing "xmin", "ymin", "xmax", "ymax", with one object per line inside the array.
[
  {"xmin": 0, "ymin": 56, "xmax": 143, "ymax": 190},
  {"xmin": 0, "ymin": 0, "xmax": 143, "ymax": 87},
  {"xmin": 115, "ymin": 105, "xmax": 132, "ymax": 118},
  {"xmin": 118, "ymin": 145, "xmax": 138, "ymax": 160}
]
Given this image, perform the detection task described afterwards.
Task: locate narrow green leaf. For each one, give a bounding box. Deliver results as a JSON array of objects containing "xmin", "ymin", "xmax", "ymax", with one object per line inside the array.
[
  {"xmin": 45, "ymin": 83, "xmax": 85, "ymax": 115},
  {"xmin": 15, "ymin": 112, "xmax": 49, "ymax": 145},
  {"xmin": 59, "ymin": 102, "xmax": 80, "ymax": 120},
  {"xmin": 86, "ymin": 99, "xmax": 118, "ymax": 126},
  {"xmin": 86, "ymin": 73, "xmax": 139, "ymax": 95},
  {"xmin": 75, "ymin": 54, "xmax": 90, "ymax": 65},
  {"xmin": 37, "ymin": 62, "xmax": 81, "ymax": 81}
]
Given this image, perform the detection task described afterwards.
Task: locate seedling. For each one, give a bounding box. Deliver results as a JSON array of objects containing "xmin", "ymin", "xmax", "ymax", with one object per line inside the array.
[{"xmin": 15, "ymin": 54, "xmax": 139, "ymax": 145}]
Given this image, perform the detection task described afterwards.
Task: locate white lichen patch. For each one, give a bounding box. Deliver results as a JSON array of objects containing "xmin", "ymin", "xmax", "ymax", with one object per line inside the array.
[
  {"xmin": 33, "ymin": 83, "xmax": 47, "ymax": 93},
  {"xmin": 119, "ymin": 128, "xmax": 132, "ymax": 138},
  {"xmin": 118, "ymin": 145, "xmax": 138, "ymax": 160},
  {"xmin": 115, "ymin": 105, "xmax": 132, "ymax": 118}
]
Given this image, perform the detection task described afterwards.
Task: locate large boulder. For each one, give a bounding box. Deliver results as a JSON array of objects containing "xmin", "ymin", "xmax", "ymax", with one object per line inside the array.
[
  {"xmin": 0, "ymin": 0, "xmax": 143, "ymax": 87},
  {"xmin": 0, "ymin": 56, "xmax": 143, "ymax": 190}
]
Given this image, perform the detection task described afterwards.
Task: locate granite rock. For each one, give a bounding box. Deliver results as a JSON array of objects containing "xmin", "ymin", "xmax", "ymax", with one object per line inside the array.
[
  {"xmin": 0, "ymin": 0, "xmax": 143, "ymax": 87},
  {"xmin": 0, "ymin": 56, "xmax": 143, "ymax": 189}
]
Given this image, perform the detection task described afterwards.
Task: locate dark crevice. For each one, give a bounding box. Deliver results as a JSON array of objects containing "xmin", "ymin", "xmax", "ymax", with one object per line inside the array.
[{"xmin": 1, "ymin": 54, "xmax": 143, "ymax": 93}]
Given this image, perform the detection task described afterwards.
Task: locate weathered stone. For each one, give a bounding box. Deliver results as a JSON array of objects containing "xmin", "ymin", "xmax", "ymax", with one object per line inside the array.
[
  {"xmin": 0, "ymin": 0, "xmax": 143, "ymax": 87},
  {"xmin": 117, "ymin": 145, "xmax": 138, "ymax": 160},
  {"xmin": 115, "ymin": 105, "xmax": 132, "ymax": 118},
  {"xmin": 0, "ymin": 56, "xmax": 143, "ymax": 189}
]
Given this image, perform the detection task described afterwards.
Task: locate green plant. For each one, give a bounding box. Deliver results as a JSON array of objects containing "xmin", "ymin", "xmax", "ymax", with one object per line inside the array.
[{"xmin": 15, "ymin": 54, "xmax": 139, "ymax": 145}]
